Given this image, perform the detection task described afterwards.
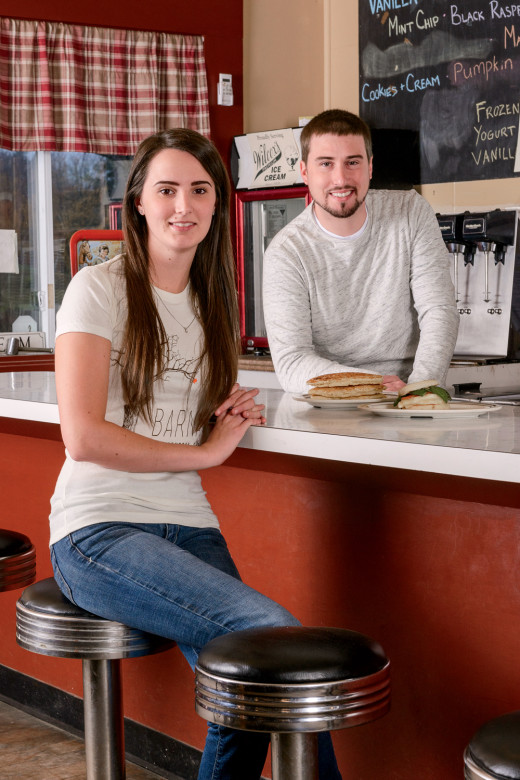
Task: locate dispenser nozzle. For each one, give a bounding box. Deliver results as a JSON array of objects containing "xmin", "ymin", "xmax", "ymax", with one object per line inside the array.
[
  {"xmin": 494, "ymin": 243, "xmax": 507, "ymax": 265},
  {"xmin": 463, "ymin": 244, "xmax": 476, "ymax": 266}
]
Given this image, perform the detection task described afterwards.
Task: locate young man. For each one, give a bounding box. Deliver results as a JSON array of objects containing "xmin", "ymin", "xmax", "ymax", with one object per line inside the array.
[{"xmin": 262, "ymin": 109, "xmax": 459, "ymax": 394}]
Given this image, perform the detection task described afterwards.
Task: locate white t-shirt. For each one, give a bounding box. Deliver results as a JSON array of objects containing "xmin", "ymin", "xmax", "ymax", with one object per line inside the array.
[{"xmin": 49, "ymin": 255, "xmax": 218, "ymax": 545}]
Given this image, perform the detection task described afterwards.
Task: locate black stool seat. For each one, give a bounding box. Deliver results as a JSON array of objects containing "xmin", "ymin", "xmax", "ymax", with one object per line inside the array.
[
  {"xmin": 0, "ymin": 529, "xmax": 36, "ymax": 592},
  {"xmin": 198, "ymin": 625, "xmax": 388, "ymax": 684},
  {"xmin": 19, "ymin": 575, "xmax": 89, "ymax": 615},
  {"xmin": 16, "ymin": 577, "xmax": 174, "ymax": 780},
  {"xmin": 195, "ymin": 626, "xmax": 390, "ymax": 780},
  {"xmin": 465, "ymin": 711, "xmax": 520, "ymax": 780},
  {"xmin": 17, "ymin": 577, "xmax": 172, "ymax": 659}
]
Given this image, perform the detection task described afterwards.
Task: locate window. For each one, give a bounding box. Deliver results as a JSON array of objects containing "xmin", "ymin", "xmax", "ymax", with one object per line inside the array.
[
  {"xmin": 0, "ymin": 18, "xmax": 209, "ymax": 347},
  {"xmin": 0, "ymin": 150, "xmax": 37, "ymax": 337},
  {"xmin": 0, "ymin": 149, "xmax": 132, "ymax": 345}
]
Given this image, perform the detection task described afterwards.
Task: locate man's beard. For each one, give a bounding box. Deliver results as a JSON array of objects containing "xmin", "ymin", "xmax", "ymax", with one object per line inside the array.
[{"xmin": 316, "ymin": 189, "xmax": 367, "ymax": 219}]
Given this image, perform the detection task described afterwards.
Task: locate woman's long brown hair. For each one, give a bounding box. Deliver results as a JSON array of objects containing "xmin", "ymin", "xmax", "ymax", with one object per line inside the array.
[{"xmin": 120, "ymin": 128, "xmax": 240, "ymax": 431}]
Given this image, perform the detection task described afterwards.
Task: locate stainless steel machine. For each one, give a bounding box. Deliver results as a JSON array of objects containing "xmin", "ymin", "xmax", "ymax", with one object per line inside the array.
[{"xmin": 437, "ymin": 208, "xmax": 520, "ymax": 403}]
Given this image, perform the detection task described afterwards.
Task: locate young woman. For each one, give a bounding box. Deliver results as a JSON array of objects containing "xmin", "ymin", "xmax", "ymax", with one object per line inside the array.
[{"xmin": 49, "ymin": 128, "xmax": 341, "ymax": 779}]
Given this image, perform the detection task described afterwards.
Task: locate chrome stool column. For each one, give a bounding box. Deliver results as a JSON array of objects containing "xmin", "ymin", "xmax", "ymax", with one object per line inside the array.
[
  {"xmin": 464, "ymin": 711, "xmax": 520, "ymax": 779},
  {"xmin": 0, "ymin": 529, "xmax": 36, "ymax": 591},
  {"xmin": 16, "ymin": 577, "xmax": 174, "ymax": 780},
  {"xmin": 195, "ymin": 625, "xmax": 391, "ymax": 780}
]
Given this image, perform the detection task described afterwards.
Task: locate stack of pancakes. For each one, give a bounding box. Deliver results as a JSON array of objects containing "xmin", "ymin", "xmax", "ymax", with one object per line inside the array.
[{"xmin": 307, "ymin": 372, "xmax": 385, "ymax": 400}]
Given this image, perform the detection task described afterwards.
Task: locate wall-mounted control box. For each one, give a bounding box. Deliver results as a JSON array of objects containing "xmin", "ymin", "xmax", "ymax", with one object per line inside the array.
[{"xmin": 217, "ymin": 73, "xmax": 233, "ymax": 106}]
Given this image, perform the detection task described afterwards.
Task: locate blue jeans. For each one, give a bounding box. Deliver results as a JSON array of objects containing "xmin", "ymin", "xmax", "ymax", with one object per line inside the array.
[{"xmin": 51, "ymin": 523, "xmax": 342, "ymax": 780}]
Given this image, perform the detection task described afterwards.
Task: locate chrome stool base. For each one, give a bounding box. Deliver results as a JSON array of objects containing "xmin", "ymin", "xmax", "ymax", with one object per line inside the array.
[
  {"xmin": 195, "ymin": 626, "xmax": 391, "ymax": 780},
  {"xmin": 16, "ymin": 578, "xmax": 173, "ymax": 780},
  {"xmin": 271, "ymin": 732, "xmax": 318, "ymax": 780}
]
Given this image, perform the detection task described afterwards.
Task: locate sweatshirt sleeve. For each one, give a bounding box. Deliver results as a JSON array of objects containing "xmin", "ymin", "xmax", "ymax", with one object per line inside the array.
[
  {"xmin": 263, "ymin": 234, "xmax": 376, "ymax": 394},
  {"xmin": 405, "ymin": 195, "xmax": 459, "ymax": 387}
]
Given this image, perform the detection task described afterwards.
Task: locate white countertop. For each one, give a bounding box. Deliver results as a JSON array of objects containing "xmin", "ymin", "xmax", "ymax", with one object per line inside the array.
[
  {"xmin": 1, "ymin": 371, "xmax": 519, "ymax": 484},
  {"xmin": 0, "ymin": 371, "xmax": 60, "ymax": 424}
]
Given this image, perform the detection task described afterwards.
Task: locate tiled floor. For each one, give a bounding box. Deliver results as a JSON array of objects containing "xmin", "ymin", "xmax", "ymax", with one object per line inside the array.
[{"xmin": 0, "ymin": 698, "xmax": 167, "ymax": 779}]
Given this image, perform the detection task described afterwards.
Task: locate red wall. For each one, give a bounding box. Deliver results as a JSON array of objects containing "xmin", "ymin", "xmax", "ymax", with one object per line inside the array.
[
  {"xmin": 1, "ymin": 422, "xmax": 520, "ymax": 778},
  {"xmin": 1, "ymin": 1, "xmax": 244, "ymax": 161}
]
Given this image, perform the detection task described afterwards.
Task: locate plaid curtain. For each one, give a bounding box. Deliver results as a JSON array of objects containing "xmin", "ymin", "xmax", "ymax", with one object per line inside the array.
[{"xmin": 0, "ymin": 17, "xmax": 210, "ymax": 154}]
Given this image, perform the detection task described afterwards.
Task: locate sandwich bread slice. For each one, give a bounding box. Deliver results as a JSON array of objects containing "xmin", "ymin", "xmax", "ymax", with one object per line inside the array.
[
  {"xmin": 307, "ymin": 372, "xmax": 385, "ymax": 400},
  {"xmin": 394, "ymin": 380, "xmax": 451, "ymax": 409}
]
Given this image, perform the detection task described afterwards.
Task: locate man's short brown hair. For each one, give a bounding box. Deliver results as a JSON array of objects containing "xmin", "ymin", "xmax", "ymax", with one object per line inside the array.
[{"xmin": 300, "ymin": 109, "xmax": 373, "ymax": 163}]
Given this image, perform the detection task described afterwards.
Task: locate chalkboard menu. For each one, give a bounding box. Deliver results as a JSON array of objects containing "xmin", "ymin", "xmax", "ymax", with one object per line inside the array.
[{"xmin": 358, "ymin": 0, "xmax": 520, "ymax": 184}]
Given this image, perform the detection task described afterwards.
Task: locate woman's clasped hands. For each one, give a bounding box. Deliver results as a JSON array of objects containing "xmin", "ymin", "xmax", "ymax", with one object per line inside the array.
[
  {"xmin": 202, "ymin": 384, "xmax": 266, "ymax": 467},
  {"xmin": 215, "ymin": 383, "xmax": 266, "ymax": 423}
]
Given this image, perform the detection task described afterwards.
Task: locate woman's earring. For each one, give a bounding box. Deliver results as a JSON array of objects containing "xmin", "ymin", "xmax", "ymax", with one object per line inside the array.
[{"xmin": 138, "ymin": 205, "xmax": 145, "ymax": 215}]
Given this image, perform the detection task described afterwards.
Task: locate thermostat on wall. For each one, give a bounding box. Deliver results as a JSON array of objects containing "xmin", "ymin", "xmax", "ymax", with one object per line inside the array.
[{"xmin": 218, "ymin": 74, "xmax": 233, "ymax": 106}]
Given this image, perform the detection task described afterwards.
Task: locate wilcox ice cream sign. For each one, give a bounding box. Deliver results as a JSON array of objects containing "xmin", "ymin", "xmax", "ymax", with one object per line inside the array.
[{"xmin": 232, "ymin": 128, "xmax": 304, "ymax": 189}]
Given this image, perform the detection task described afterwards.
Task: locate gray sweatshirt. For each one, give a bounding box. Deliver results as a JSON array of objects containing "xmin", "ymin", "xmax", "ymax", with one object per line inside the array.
[{"xmin": 263, "ymin": 189, "xmax": 459, "ymax": 394}]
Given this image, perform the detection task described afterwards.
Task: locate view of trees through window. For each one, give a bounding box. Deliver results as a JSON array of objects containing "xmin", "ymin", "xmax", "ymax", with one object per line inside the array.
[
  {"xmin": 0, "ymin": 150, "xmax": 37, "ymax": 335},
  {"xmin": 0, "ymin": 149, "xmax": 132, "ymax": 342}
]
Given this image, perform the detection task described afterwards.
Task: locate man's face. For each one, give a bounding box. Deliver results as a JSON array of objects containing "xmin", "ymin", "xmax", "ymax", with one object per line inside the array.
[{"xmin": 300, "ymin": 132, "xmax": 373, "ymax": 235}]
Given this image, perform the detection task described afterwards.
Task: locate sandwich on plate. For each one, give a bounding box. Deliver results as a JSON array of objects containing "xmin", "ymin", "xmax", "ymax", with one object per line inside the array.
[
  {"xmin": 394, "ymin": 380, "xmax": 451, "ymax": 409},
  {"xmin": 307, "ymin": 372, "xmax": 385, "ymax": 400}
]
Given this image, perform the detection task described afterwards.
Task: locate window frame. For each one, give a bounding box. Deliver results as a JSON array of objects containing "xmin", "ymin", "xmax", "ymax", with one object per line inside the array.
[{"xmin": 37, "ymin": 152, "xmax": 56, "ymax": 347}]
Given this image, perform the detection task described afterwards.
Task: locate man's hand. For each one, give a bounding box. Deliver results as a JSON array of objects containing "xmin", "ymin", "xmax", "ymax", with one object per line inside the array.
[{"xmin": 382, "ymin": 375, "xmax": 405, "ymax": 393}]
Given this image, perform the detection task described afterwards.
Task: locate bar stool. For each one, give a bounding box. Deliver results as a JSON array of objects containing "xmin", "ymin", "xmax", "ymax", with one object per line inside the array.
[
  {"xmin": 16, "ymin": 577, "xmax": 174, "ymax": 780},
  {"xmin": 195, "ymin": 625, "xmax": 391, "ymax": 780},
  {"xmin": 464, "ymin": 711, "xmax": 520, "ymax": 779},
  {"xmin": 0, "ymin": 529, "xmax": 36, "ymax": 591}
]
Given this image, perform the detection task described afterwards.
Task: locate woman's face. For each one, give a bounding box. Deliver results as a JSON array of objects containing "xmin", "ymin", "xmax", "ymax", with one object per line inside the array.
[{"xmin": 136, "ymin": 148, "xmax": 217, "ymax": 264}]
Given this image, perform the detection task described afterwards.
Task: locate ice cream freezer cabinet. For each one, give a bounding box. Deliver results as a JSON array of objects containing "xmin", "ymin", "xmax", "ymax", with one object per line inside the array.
[{"xmin": 231, "ymin": 127, "xmax": 311, "ymax": 354}]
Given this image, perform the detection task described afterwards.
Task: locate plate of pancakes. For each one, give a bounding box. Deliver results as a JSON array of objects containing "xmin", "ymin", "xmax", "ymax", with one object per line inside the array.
[{"xmin": 294, "ymin": 371, "xmax": 390, "ymax": 410}]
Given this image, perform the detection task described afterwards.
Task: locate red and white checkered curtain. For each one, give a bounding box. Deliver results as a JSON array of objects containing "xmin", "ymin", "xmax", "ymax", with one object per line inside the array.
[{"xmin": 0, "ymin": 17, "xmax": 210, "ymax": 154}]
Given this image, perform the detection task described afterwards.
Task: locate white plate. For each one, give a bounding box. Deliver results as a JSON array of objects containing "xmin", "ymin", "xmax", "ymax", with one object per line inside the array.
[
  {"xmin": 293, "ymin": 394, "xmax": 390, "ymax": 410},
  {"xmin": 358, "ymin": 401, "xmax": 502, "ymax": 419}
]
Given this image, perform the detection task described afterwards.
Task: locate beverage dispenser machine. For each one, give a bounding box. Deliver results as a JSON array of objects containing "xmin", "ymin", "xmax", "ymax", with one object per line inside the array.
[
  {"xmin": 231, "ymin": 127, "xmax": 311, "ymax": 353},
  {"xmin": 437, "ymin": 208, "xmax": 520, "ymax": 397}
]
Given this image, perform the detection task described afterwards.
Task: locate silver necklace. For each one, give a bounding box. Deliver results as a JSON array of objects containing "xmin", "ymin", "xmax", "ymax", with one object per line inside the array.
[{"xmin": 156, "ymin": 292, "xmax": 198, "ymax": 333}]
